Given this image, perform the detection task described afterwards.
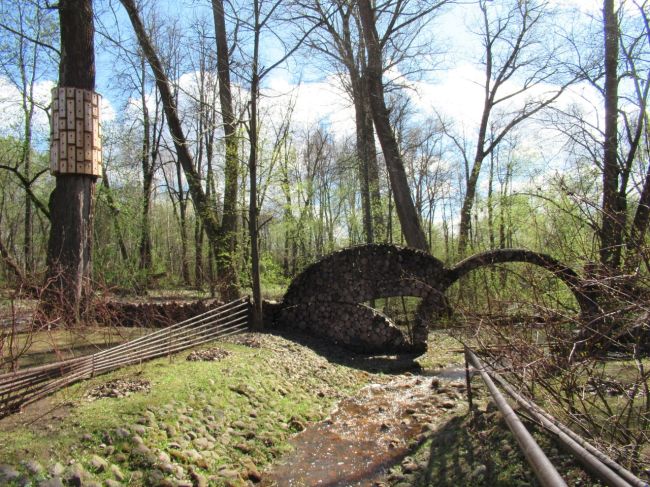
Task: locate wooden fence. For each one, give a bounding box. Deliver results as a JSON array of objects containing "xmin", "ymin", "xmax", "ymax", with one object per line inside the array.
[{"xmin": 0, "ymin": 297, "xmax": 250, "ymax": 419}]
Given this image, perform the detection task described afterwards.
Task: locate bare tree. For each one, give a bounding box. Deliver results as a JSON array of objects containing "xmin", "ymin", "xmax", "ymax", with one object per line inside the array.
[
  {"xmin": 211, "ymin": 0, "xmax": 242, "ymax": 300},
  {"xmin": 119, "ymin": 0, "xmax": 224, "ymax": 286},
  {"xmin": 456, "ymin": 0, "xmax": 573, "ymax": 255},
  {"xmin": 358, "ymin": 0, "xmax": 433, "ymax": 251},
  {"xmin": 297, "ymin": 0, "xmax": 384, "ymax": 243},
  {"xmin": 0, "ymin": 1, "xmax": 57, "ymax": 273},
  {"xmin": 620, "ymin": 1, "xmax": 650, "ymax": 268},
  {"xmin": 600, "ymin": 0, "xmax": 621, "ymax": 268},
  {"xmin": 226, "ymin": 0, "xmax": 317, "ymax": 326},
  {"xmin": 551, "ymin": 0, "xmax": 650, "ymax": 270}
]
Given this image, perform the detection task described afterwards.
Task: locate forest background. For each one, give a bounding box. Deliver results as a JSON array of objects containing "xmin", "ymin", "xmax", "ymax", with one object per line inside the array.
[{"xmin": 0, "ymin": 0, "xmax": 647, "ymax": 306}]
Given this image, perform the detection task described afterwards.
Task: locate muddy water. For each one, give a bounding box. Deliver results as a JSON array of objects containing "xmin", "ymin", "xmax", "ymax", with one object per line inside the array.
[{"xmin": 263, "ymin": 375, "xmax": 461, "ymax": 486}]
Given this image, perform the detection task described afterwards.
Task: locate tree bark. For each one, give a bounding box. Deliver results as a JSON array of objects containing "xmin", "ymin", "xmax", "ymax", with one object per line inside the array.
[
  {"xmin": 138, "ymin": 59, "xmax": 153, "ymax": 274},
  {"xmin": 248, "ymin": 0, "xmax": 263, "ymax": 330},
  {"xmin": 600, "ymin": 0, "xmax": 622, "ymax": 269},
  {"xmin": 627, "ymin": 157, "xmax": 650, "ymax": 265},
  {"xmin": 211, "ymin": 0, "xmax": 240, "ymax": 300},
  {"xmin": 45, "ymin": 0, "xmax": 96, "ymax": 321},
  {"xmin": 352, "ymin": 70, "xmax": 384, "ymax": 244},
  {"xmin": 100, "ymin": 166, "xmax": 129, "ymax": 262},
  {"xmin": 357, "ymin": 0, "xmax": 428, "ymax": 252}
]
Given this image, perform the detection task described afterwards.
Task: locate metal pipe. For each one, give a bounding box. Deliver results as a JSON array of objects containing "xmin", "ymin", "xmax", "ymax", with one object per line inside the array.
[
  {"xmin": 0, "ymin": 311, "xmax": 248, "ymax": 396},
  {"xmin": 4, "ymin": 322, "xmax": 249, "ymax": 414},
  {"xmin": 93, "ymin": 299, "xmax": 248, "ymax": 358},
  {"xmin": 488, "ymin": 366, "xmax": 646, "ymax": 487},
  {"xmin": 466, "ymin": 348, "xmax": 568, "ymax": 487},
  {"xmin": 0, "ymin": 299, "xmax": 248, "ymax": 382}
]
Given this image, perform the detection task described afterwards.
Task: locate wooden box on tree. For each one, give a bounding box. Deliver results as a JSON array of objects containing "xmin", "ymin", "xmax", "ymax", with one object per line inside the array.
[{"xmin": 49, "ymin": 87, "xmax": 102, "ymax": 177}]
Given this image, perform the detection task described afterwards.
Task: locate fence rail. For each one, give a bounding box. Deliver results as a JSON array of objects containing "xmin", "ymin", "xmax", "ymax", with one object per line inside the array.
[
  {"xmin": 465, "ymin": 346, "xmax": 648, "ymax": 487},
  {"xmin": 0, "ymin": 297, "xmax": 250, "ymax": 419}
]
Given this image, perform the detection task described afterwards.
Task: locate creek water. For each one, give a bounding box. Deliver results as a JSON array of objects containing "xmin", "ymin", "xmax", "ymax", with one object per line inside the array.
[{"xmin": 263, "ymin": 369, "xmax": 465, "ymax": 486}]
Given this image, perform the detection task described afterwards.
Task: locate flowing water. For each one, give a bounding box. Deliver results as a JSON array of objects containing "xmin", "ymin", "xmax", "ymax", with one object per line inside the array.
[{"xmin": 263, "ymin": 370, "xmax": 465, "ymax": 486}]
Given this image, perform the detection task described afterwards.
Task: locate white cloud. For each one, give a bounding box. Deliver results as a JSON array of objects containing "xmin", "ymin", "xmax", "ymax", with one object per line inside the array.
[
  {"xmin": 263, "ymin": 73, "xmax": 356, "ymax": 139},
  {"xmin": 410, "ymin": 63, "xmax": 486, "ymax": 129},
  {"xmin": 0, "ymin": 76, "xmax": 54, "ymax": 150}
]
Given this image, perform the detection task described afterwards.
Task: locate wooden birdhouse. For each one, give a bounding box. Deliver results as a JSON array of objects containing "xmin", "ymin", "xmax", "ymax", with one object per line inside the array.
[{"xmin": 50, "ymin": 87, "xmax": 102, "ymax": 177}]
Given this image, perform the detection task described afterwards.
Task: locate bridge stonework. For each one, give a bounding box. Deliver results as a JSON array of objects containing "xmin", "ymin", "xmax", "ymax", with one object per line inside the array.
[{"xmin": 276, "ymin": 244, "xmax": 597, "ymax": 354}]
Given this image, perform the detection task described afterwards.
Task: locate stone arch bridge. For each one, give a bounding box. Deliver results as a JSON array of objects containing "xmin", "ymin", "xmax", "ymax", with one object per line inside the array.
[{"xmin": 277, "ymin": 244, "xmax": 598, "ymax": 354}]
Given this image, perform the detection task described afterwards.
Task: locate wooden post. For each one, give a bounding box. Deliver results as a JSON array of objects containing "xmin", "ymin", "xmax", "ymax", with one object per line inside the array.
[{"xmin": 464, "ymin": 345, "xmax": 474, "ymax": 412}]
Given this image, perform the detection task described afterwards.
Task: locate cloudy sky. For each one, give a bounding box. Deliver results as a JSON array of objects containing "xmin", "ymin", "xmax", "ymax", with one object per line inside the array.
[{"xmin": 0, "ymin": 0, "xmax": 605, "ymax": 166}]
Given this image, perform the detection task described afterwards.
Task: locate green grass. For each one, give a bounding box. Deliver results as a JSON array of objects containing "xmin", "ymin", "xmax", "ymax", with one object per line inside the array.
[{"xmin": 0, "ymin": 335, "xmax": 372, "ymax": 485}]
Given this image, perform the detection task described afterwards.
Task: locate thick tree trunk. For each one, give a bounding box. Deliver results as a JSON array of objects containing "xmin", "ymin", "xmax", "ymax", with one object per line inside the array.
[
  {"xmin": 600, "ymin": 0, "xmax": 622, "ymax": 269},
  {"xmin": 364, "ymin": 85, "xmax": 384, "ymax": 241},
  {"xmin": 357, "ymin": 0, "xmax": 428, "ymax": 252},
  {"xmin": 248, "ymin": 86, "xmax": 263, "ymax": 329},
  {"xmin": 45, "ymin": 0, "xmax": 96, "ymax": 320},
  {"xmin": 458, "ymin": 99, "xmax": 490, "ymax": 255},
  {"xmin": 353, "ymin": 74, "xmax": 374, "ymax": 244},
  {"xmin": 139, "ymin": 172, "xmax": 153, "ymax": 271},
  {"xmin": 352, "ymin": 71, "xmax": 384, "ymax": 244},
  {"xmin": 212, "ymin": 0, "xmax": 240, "ymax": 301}
]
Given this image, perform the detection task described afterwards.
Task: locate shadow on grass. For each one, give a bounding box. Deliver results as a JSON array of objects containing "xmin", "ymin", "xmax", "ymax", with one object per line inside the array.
[{"xmin": 405, "ymin": 412, "xmax": 543, "ymax": 487}]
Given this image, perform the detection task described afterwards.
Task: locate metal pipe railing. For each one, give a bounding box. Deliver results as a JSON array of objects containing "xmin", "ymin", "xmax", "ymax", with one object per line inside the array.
[
  {"xmin": 485, "ymin": 360, "xmax": 646, "ymax": 487},
  {"xmin": 466, "ymin": 347, "xmax": 568, "ymax": 487}
]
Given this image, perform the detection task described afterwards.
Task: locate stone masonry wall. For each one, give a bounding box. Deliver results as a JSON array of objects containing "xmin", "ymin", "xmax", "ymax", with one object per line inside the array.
[{"xmin": 277, "ymin": 244, "xmax": 593, "ymax": 355}]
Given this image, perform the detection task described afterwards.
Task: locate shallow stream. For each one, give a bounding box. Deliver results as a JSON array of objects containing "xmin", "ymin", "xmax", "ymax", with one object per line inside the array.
[{"xmin": 263, "ymin": 368, "xmax": 466, "ymax": 486}]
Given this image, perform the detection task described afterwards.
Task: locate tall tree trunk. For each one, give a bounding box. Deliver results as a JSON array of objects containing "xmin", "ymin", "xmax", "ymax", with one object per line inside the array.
[
  {"xmin": 357, "ymin": 0, "xmax": 428, "ymax": 251},
  {"xmin": 121, "ymin": 0, "xmax": 223, "ymax": 274},
  {"xmin": 45, "ymin": 0, "xmax": 96, "ymax": 321},
  {"xmin": 361, "ymin": 76, "xmax": 384, "ymax": 242},
  {"xmin": 487, "ymin": 150, "xmax": 495, "ymax": 249},
  {"xmin": 248, "ymin": 0, "xmax": 263, "ymax": 329},
  {"xmin": 138, "ymin": 66, "xmax": 153, "ymax": 274},
  {"xmin": 177, "ymin": 163, "xmax": 191, "ymax": 286},
  {"xmin": 194, "ymin": 219, "xmax": 204, "ymax": 289},
  {"xmin": 600, "ymin": 0, "xmax": 622, "ymax": 269},
  {"xmin": 211, "ymin": 0, "xmax": 240, "ymax": 300},
  {"xmin": 22, "ymin": 118, "xmax": 33, "ymax": 273},
  {"xmin": 100, "ymin": 166, "xmax": 129, "ymax": 262},
  {"xmin": 352, "ymin": 71, "xmax": 384, "ymax": 244},
  {"xmin": 458, "ymin": 110, "xmax": 489, "ymax": 255},
  {"xmin": 628, "ymin": 156, "xmax": 650, "ymax": 265},
  {"xmin": 353, "ymin": 73, "xmax": 374, "ymax": 244}
]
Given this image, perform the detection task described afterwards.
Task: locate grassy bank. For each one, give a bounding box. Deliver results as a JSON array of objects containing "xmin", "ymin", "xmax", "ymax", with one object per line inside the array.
[{"xmin": 0, "ymin": 333, "xmax": 376, "ymax": 486}]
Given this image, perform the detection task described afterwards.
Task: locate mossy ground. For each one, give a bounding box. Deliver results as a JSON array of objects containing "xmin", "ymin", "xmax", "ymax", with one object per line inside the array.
[
  {"xmin": 0, "ymin": 333, "xmax": 375, "ymax": 486},
  {"xmin": 0, "ymin": 329, "xmax": 641, "ymax": 486}
]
